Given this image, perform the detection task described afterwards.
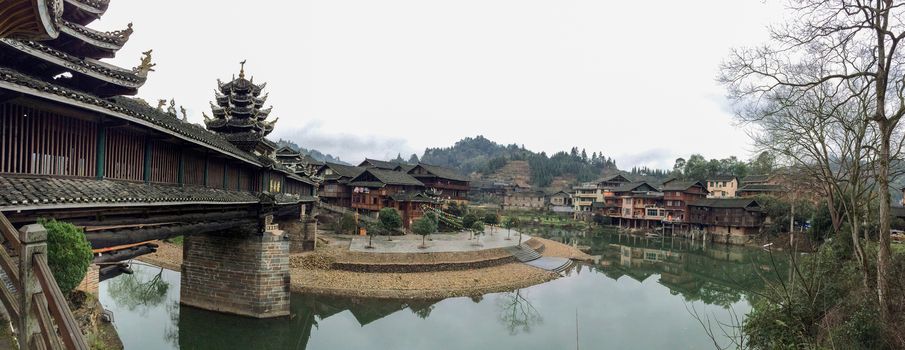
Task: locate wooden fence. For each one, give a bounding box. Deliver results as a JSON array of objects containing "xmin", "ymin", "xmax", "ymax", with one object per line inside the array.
[{"xmin": 0, "ymin": 213, "xmax": 88, "ymax": 350}]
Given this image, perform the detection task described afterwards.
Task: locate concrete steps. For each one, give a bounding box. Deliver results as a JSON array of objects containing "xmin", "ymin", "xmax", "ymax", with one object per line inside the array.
[
  {"xmin": 504, "ymin": 243, "xmax": 542, "ymax": 262},
  {"xmin": 525, "ymin": 257, "xmax": 573, "ymax": 273}
]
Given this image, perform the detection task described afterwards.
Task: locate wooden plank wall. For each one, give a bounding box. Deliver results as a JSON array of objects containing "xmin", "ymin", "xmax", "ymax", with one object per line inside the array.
[
  {"xmin": 149, "ymin": 140, "xmax": 179, "ymax": 184},
  {"xmin": 183, "ymin": 151, "xmax": 205, "ymax": 186},
  {"xmin": 104, "ymin": 127, "xmax": 144, "ymax": 181},
  {"xmin": 0, "ymin": 103, "xmax": 97, "ymax": 177}
]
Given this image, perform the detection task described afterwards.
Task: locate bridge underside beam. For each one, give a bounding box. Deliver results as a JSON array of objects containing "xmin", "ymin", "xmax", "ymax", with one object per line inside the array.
[{"xmin": 85, "ymin": 219, "xmax": 258, "ymax": 249}]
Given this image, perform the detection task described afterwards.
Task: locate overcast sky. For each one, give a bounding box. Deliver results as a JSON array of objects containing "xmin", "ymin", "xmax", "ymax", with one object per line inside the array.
[{"xmin": 97, "ymin": 0, "xmax": 785, "ymax": 168}]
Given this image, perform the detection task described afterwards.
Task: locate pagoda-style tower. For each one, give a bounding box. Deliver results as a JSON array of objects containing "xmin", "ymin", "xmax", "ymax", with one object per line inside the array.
[
  {"xmin": 204, "ymin": 61, "xmax": 277, "ymax": 155},
  {"xmin": 0, "ymin": 0, "xmax": 148, "ymax": 97}
]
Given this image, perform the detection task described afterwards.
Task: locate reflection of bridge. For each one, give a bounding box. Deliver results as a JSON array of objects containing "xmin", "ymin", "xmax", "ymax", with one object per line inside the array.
[{"xmin": 0, "ymin": 1, "xmax": 324, "ymax": 347}]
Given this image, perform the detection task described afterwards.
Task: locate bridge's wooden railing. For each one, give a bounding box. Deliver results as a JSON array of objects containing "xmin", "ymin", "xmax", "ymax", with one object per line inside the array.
[{"xmin": 0, "ymin": 213, "xmax": 89, "ymax": 350}]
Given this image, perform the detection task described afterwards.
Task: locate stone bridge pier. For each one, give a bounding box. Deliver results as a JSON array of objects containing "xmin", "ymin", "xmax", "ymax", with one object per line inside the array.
[{"xmin": 180, "ymin": 222, "xmax": 290, "ymax": 318}]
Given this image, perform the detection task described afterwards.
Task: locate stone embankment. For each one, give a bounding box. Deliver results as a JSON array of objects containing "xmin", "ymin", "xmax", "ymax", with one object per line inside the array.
[{"xmin": 137, "ymin": 234, "xmax": 592, "ymax": 299}]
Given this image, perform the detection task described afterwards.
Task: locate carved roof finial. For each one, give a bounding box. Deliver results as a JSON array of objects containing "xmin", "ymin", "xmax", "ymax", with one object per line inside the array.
[
  {"xmin": 180, "ymin": 106, "xmax": 187, "ymax": 121},
  {"xmin": 239, "ymin": 59, "xmax": 247, "ymax": 79},
  {"xmin": 156, "ymin": 99, "xmax": 166, "ymax": 111},
  {"xmin": 167, "ymin": 99, "xmax": 177, "ymax": 116},
  {"xmin": 134, "ymin": 49, "xmax": 155, "ymax": 76}
]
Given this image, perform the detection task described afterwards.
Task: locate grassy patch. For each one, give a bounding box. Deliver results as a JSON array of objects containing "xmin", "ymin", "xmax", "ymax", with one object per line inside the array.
[
  {"xmin": 166, "ymin": 235, "xmax": 184, "ymax": 246},
  {"xmin": 893, "ymin": 243, "xmax": 905, "ymax": 255}
]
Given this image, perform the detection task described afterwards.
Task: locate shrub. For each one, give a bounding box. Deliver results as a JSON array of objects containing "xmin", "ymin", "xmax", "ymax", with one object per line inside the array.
[
  {"xmin": 378, "ymin": 208, "xmax": 402, "ymax": 235},
  {"xmin": 41, "ymin": 219, "xmax": 93, "ymax": 294},
  {"xmin": 334, "ymin": 213, "xmax": 357, "ymax": 234}
]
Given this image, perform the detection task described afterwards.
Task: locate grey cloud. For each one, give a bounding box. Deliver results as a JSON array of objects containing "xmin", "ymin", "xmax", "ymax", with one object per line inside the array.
[{"xmin": 272, "ymin": 121, "xmax": 416, "ymax": 163}]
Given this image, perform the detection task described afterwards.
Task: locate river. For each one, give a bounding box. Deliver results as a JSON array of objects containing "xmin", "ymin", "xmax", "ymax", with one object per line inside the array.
[{"xmin": 99, "ymin": 230, "xmax": 786, "ymax": 350}]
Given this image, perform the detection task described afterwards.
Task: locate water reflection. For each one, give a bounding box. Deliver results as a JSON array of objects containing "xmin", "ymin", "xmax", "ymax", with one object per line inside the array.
[
  {"xmin": 106, "ymin": 265, "xmax": 169, "ymax": 315},
  {"xmin": 100, "ymin": 231, "xmax": 785, "ymax": 350},
  {"xmin": 496, "ymin": 290, "xmax": 542, "ymax": 335}
]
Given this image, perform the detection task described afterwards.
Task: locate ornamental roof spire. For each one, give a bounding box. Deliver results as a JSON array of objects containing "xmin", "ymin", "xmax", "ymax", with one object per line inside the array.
[{"xmin": 204, "ymin": 61, "xmax": 277, "ymax": 153}]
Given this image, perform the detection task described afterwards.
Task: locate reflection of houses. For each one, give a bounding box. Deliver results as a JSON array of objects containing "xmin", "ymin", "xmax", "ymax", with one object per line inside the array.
[
  {"xmin": 594, "ymin": 233, "xmax": 778, "ymax": 306},
  {"xmin": 316, "ymin": 163, "xmax": 365, "ymax": 207},
  {"xmin": 349, "ymin": 168, "xmax": 434, "ymax": 228},
  {"xmin": 706, "ymin": 175, "xmax": 738, "ymax": 198}
]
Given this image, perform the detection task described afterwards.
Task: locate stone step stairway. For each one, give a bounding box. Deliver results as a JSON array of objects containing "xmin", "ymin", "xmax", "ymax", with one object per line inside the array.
[{"xmin": 505, "ymin": 243, "xmax": 542, "ymax": 262}]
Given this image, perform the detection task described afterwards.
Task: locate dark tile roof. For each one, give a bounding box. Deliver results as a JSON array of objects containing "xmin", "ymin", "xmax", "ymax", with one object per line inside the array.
[
  {"xmin": 706, "ymin": 175, "xmax": 738, "ymax": 181},
  {"xmin": 395, "ymin": 164, "xmax": 416, "ymax": 173},
  {"xmin": 348, "ymin": 181, "xmax": 386, "ymax": 188},
  {"xmin": 389, "ymin": 192, "xmax": 436, "ymax": 203},
  {"xmin": 410, "ymin": 163, "xmax": 469, "ymax": 182},
  {"xmin": 661, "ymin": 181, "xmax": 707, "ymax": 191},
  {"xmin": 365, "ymin": 169, "xmax": 424, "ymax": 187},
  {"xmin": 306, "ymin": 158, "xmax": 325, "ymax": 166},
  {"xmin": 688, "ymin": 198, "xmax": 761, "ymax": 209},
  {"xmin": 0, "ymin": 67, "xmax": 264, "ymax": 165},
  {"xmin": 322, "ymin": 162, "xmax": 366, "ymax": 179},
  {"xmin": 274, "ymin": 193, "xmax": 317, "ymax": 205},
  {"xmin": 0, "ymin": 175, "xmax": 259, "ymax": 210},
  {"xmin": 359, "ymin": 159, "xmax": 399, "ymax": 170},
  {"xmin": 738, "ymin": 184, "xmax": 783, "ymax": 192},
  {"xmin": 612, "ymin": 182, "xmax": 657, "ymax": 193},
  {"xmin": 741, "ymin": 175, "xmax": 771, "ymax": 183},
  {"xmin": 597, "ymin": 174, "xmax": 632, "ymax": 183}
]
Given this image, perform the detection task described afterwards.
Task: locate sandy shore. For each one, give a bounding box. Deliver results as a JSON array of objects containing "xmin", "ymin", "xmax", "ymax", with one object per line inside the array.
[{"xmin": 137, "ymin": 235, "xmax": 590, "ymax": 299}]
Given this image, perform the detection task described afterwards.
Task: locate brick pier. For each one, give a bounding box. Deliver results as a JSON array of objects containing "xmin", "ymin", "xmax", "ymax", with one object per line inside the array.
[{"xmin": 180, "ymin": 229, "xmax": 290, "ymax": 318}]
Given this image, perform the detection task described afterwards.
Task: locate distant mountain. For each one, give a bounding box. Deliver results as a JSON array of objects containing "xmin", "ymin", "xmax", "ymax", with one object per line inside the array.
[
  {"xmin": 420, "ymin": 135, "xmax": 622, "ymax": 187},
  {"xmin": 274, "ymin": 139, "xmax": 349, "ymax": 165}
]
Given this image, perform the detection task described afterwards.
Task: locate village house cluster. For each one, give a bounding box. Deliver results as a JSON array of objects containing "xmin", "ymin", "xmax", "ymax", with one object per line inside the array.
[
  {"xmin": 474, "ymin": 174, "xmax": 786, "ymax": 244},
  {"xmin": 303, "ymin": 158, "xmax": 470, "ymax": 228}
]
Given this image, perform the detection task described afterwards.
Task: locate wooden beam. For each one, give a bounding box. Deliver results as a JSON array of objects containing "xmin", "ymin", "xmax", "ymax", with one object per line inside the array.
[{"xmin": 85, "ymin": 219, "xmax": 258, "ymax": 249}]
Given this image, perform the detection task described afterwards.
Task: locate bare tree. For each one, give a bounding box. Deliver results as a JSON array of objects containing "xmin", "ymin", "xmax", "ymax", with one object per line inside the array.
[
  {"xmin": 720, "ymin": 0, "xmax": 905, "ymax": 319},
  {"xmin": 739, "ymin": 78, "xmax": 879, "ymax": 287}
]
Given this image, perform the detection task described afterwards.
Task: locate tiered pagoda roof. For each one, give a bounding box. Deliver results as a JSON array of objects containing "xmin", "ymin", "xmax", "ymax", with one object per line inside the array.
[
  {"xmin": 204, "ymin": 61, "xmax": 276, "ymax": 153},
  {"xmin": 0, "ymin": 0, "xmax": 147, "ymax": 97}
]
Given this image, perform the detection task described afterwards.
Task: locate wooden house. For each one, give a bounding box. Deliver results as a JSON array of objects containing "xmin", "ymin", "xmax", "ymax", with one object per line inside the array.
[
  {"xmin": 349, "ymin": 169, "xmax": 432, "ymax": 228},
  {"xmin": 659, "ymin": 181, "xmax": 708, "ymax": 222},
  {"xmin": 316, "ymin": 162, "xmax": 366, "ymax": 207},
  {"xmin": 406, "ymin": 163, "xmax": 470, "ymax": 204},
  {"xmin": 687, "ymin": 198, "xmax": 765, "ymax": 241},
  {"xmin": 358, "ymin": 158, "xmax": 400, "ymax": 170}
]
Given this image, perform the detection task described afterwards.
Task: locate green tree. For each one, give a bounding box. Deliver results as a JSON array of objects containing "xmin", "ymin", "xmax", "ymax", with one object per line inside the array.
[
  {"xmin": 42, "ymin": 219, "xmax": 93, "ymax": 294},
  {"xmin": 483, "ymin": 212, "xmax": 500, "ymax": 235},
  {"xmin": 503, "ymin": 217, "xmax": 520, "ymax": 241},
  {"xmin": 462, "ymin": 212, "xmax": 479, "ymax": 231},
  {"xmin": 412, "ymin": 216, "xmax": 437, "ymax": 248},
  {"xmin": 378, "ymin": 208, "xmax": 402, "ymax": 240},
  {"xmin": 470, "ymin": 221, "xmax": 485, "ymax": 241},
  {"xmin": 334, "ymin": 213, "xmax": 357, "ymax": 235}
]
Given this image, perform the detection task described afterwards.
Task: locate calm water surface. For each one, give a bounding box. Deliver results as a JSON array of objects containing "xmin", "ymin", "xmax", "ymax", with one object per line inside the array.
[{"xmin": 99, "ymin": 231, "xmax": 784, "ymax": 350}]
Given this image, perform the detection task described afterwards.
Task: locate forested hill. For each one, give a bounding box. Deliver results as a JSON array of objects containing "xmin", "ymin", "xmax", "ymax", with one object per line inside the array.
[
  {"xmin": 275, "ymin": 139, "xmax": 348, "ymax": 165},
  {"xmin": 420, "ymin": 136, "xmax": 620, "ymax": 187}
]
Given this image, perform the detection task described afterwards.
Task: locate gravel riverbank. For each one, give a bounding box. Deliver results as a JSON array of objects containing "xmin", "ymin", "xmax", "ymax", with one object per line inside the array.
[{"xmin": 136, "ymin": 235, "xmax": 591, "ymax": 299}]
